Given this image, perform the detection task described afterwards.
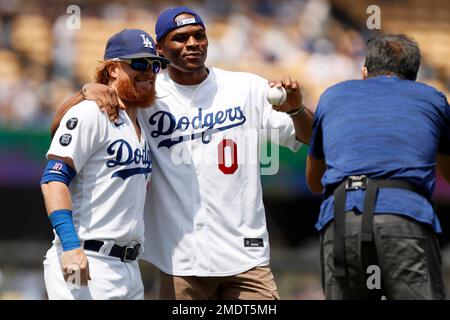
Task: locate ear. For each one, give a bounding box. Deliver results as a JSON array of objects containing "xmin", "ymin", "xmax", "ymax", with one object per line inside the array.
[
  {"xmin": 107, "ymin": 62, "xmax": 119, "ymax": 79},
  {"xmin": 361, "ymin": 66, "xmax": 369, "ymax": 80},
  {"xmin": 157, "ymin": 42, "xmax": 165, "ymax": 56}
]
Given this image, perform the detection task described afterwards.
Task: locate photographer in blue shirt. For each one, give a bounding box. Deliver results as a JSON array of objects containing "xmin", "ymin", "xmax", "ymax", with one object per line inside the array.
[{"xmin": 307, "ymin": 34, "xmax": 450, "ymax": 300}]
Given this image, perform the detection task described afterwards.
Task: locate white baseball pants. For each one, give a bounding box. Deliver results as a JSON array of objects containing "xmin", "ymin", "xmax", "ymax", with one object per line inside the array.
[{"xmin": 43, "ymin": 244, "xmax": 144, "ymax": 300}]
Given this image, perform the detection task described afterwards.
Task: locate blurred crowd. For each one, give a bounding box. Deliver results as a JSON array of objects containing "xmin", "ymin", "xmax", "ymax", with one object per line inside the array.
[{"xmin": 0, "ymin": 0, "xmax": 448, "ymax": 131}]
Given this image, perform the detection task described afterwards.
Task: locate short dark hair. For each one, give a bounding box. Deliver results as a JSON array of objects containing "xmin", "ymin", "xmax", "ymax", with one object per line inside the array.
[{"xmin": 364, "ymin": 34, "xmax": 421, "ymax": 80}]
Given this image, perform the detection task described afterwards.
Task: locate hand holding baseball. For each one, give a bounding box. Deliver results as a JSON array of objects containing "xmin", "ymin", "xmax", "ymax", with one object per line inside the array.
[{"xmin": 268, "ymin": 76, "xmax": 303, "ymax": 113}]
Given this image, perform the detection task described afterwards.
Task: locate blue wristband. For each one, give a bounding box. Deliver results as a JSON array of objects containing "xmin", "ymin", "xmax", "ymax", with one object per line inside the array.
[
  {"xmin": 41, "ymin": 160, "xmax": 77, "ymax": 186},
  {"xmin": 48, "ymin": 209, "xmax": 81, "ymax": 251}
]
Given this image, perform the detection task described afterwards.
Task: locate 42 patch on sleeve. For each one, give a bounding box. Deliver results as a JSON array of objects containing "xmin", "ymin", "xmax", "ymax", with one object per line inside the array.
[{"xmin": 59, "ymin": 134, "xmax": 72, "ymax": 146}]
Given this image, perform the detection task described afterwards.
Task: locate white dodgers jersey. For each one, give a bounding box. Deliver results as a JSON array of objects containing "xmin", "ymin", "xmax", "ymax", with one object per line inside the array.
[
  {"xmin": 47, "ymin": 101, "xmax": 151, "ymax": 245},
  {"xmin": 140, "ymin": 68, "xmax": 302, "ymax": 276}
]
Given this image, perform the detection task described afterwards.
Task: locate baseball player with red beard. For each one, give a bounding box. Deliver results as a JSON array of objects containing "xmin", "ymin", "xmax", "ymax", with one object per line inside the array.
[
  {"xmin": 50, "ymin": 7, "xmax": 313, "ymax": 300},
  {"xmin": 41, "ymin": 29, "xmax": 169, "ymax": 299}
]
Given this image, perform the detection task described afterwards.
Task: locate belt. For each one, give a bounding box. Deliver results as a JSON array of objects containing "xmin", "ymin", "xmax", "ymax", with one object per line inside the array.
[
  {"xmin": 83, "ymin": 240, "xmax": 141, "ymax": 262},
  {"xmin": 327, "ymin": 175, "xmax": 431, "ymax": 278}
]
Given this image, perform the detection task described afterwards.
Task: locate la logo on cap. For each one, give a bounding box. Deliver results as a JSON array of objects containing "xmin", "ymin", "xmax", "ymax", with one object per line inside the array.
[{"xmin": 140, "ymin": 34, "xmax": 153, "ymax": 48}]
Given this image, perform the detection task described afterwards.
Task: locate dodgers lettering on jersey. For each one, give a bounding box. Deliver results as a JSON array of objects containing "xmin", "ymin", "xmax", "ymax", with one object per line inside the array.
[
  {"xmin": 106, "ymin": 139, "xmax": 152, "ymax": 179},
  {"xmin": 149, "ymin": 106, "xmax": 246, "ymax": 148}
]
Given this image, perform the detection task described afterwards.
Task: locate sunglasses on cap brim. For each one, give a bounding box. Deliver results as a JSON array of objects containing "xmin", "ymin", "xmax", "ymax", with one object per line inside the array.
[{"xmin": 112, "ymin": 58, "xmax": 162, "ymax": 74}]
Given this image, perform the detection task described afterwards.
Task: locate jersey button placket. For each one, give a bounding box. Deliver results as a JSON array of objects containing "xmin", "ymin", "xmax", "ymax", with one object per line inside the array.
[
  {"xmin": 191, "ymin": 140, "xmax": 202, "ymax": 274},
  {"xmin": 191, "ymin": 90, "xmax": 209, "ymax": 274}
]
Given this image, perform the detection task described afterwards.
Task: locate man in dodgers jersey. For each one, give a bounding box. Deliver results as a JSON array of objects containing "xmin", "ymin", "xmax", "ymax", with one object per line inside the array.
[
  {"xmin": 41, "ymin": 29, "xmax": 169, "ymax": 299},
  {"xmin": 51, "ymin": 7, "xmax": 313, "ymax": 299}
]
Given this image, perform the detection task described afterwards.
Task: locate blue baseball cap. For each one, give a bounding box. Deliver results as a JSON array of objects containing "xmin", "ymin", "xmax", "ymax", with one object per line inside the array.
[
  {"xmin": 155, "ymin": 6, "xmax": 206, "ymax": 42},
  {"xmin": 104, "ymin": 29, "xmax": 170, "ymax": 65}
]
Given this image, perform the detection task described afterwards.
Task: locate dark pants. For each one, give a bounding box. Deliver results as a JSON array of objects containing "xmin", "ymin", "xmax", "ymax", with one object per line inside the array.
[{"xmin": 320, "ymin": 211, "xmax": 447, "ymax": 300}]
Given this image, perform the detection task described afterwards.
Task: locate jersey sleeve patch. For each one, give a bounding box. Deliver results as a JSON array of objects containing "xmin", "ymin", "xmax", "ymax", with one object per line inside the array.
[
  {"xmin": 59, "ymin": 134, "xmax": 72, "ymax": 146},
  {"xmin": 66, "ymin": 117, "xmax": 78, "ymax": 130}
]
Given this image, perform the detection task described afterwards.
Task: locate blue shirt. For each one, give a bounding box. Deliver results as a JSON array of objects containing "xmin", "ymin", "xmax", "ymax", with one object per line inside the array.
[{"xmin": 309, "ymin": 76, "xmax": 450, "ymax": 232}]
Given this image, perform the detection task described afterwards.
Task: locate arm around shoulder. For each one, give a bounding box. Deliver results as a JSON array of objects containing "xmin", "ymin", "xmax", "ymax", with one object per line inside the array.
[
  {"xmin": 50, "ymin": 82, "xmax": 121, "ymax": 137},
  {"xmin": 51, "ymin": 90, "xmax": 84, "ymax": 138}
]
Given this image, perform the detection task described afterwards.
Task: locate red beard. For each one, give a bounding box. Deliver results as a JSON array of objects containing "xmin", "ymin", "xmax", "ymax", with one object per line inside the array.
[{"xmin": 116, "ymin": 77, "xmax": 156, "ymax": 108}]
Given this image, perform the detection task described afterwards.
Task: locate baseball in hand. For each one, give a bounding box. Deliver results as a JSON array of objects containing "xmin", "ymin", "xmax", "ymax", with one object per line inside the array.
[{"xmin": 267, "ymin": 86, "xmax": 287, "ymax": 106}]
